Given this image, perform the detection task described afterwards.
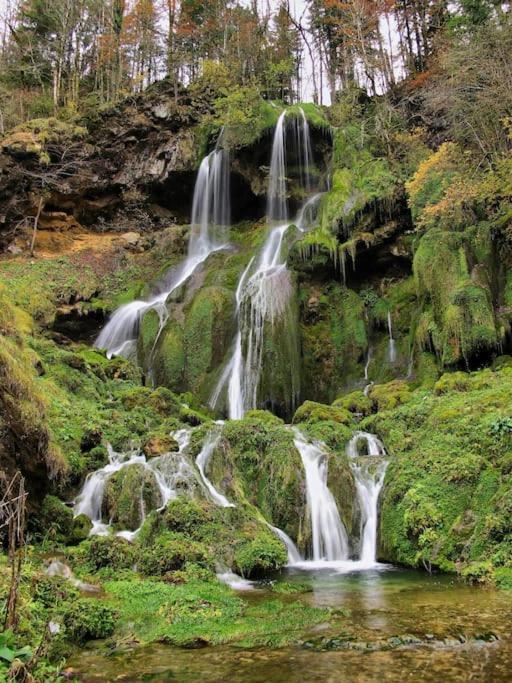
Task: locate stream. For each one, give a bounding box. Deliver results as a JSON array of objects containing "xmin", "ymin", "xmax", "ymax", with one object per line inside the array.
[{"xmin": 68, "ymin": 566, "xmax": 512, "ymax": 682}]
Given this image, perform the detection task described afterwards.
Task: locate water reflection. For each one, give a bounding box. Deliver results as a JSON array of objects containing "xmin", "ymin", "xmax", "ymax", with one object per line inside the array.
[{"xmin": 69, "ymin": 566, "xmax": 512, "ymax": 683}]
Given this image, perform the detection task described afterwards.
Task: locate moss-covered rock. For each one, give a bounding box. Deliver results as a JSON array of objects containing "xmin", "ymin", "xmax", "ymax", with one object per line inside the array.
[
  {"xmin": 40, "ymin": 495, "xmax": 74, "ymax": 540},
  {"xmin": 363, "ymin": 366, "xmax": 512, "ymax": 574},
  {"xmin": 103, "ymin": 464, "xmax": 163, "ymax": 531},
  {"xmin": 233, "ymin": 530, "xmax": 288, "ymax": 578},
  {"xmin": 69, "ymin": 514, "xmax": 93, "ymax": 543},
  {"xmin": 333, "ymin": 390, "xmax": 373, "ymax": 416},
  {"xmin": 138, "ymin": 532, "xmax": 213, "ymax": 576},
  {"xmin": 142, "ymin": 433, "xmax": 179, "ymax": 458},
  {"xmin": 221, "ymin": 415, "xmax": 306, "ymax": 544},
  {"xmin": 368, "ymin": 380, "xmax": 411, "ymax": 412},
  {"xmin": 293, "ymin": 400, "xmax": 353, "ymax": 425}
]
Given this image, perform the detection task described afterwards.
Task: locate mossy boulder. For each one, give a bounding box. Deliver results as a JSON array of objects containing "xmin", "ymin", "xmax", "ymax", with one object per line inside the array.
[
  {"xmin": 233, "ymin": 530, "xmax": 288, "ymax": 578},
  {"xmin": 80, "ymin": 536, "xmax": 136, "ymax": 571},
  {"xmin": 40, "ymin": 495, "xmax": 74, "ymax": 541},
  {"xmin": 293, "ymin": 400, "xmax": 353, "ymax": 425},
  {"xmin": 333, "ymin": 390, "xmax": 373, "ymax": 416},
  {"xmin": 163, "ymin": 498, "xmax": 212, "ymax": 534},
  {"xmin": 69, "ymin": 514, "xmax": 93, "ymax": 544},
  {"xmin": 103, "ymin": 464, "xmax": 162, "ymax": 531},
  {"xmin": 221, "ymin": 415, "xmax": 307, "ymax": 543},
  {"xmin": 142, "ymin": 433, "xmax": 179, "ymax": 458},
  {"xmin": 368, "ymin": 381, "xmax": 411, "ymax": 412},
  {"xmin": 138, "ymin": 532, "xmax": 213, "ymax": 576}
]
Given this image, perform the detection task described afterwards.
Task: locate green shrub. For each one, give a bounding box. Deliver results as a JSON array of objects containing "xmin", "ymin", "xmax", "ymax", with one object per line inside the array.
[
  {"xmin": 163, "ymin": 498, "xmax": 211, "ymax": 535},
  {"xmin": 460, "ymin": 561, "xmax": 494, "ymax": 585},
  {"xmin": 83, "ymin": 536, "xmax": 135, "ymax": 571},
  {"xmin": 234, "ymin": 532, "xmax": 287, "ymax": 578},
  {"xmin": 33, "ymin": 575, "xmax": 80, "ymax": 609},
  {"xmin": 63, "ymin": 599, "xmax": 116, "ymax": 643},
  {"xmin": 40, "ymin": 495, "xmax": 73, "ymax": 540},
  {"xmin": 138, "ymin": 534, "xmax": 212, "ymax": 576},
  {"xmin": 69, "ymin": 514, "xmax": 93, "ymax": 544}
]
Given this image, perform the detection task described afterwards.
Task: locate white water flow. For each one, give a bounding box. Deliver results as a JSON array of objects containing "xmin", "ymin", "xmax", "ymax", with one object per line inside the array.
[
  {"xmin": 362, "ymin": 346, "xmax": 373, "ymax": 397},
  {"xmin": 293, "ymin": 430, "xmax": 349, "ymax": 563},
  {"xmin": 387, "ymin": 311, "xmax": 397, "ymax": 364},
  {"xmin": 195, "ymin": 430, "xmax": 234, "ymax": 508},
  {"xmin": 73, "ymin": 429, "xmax": 195, "ymax": 538},
  {"xmin": 347, "ymin": 432, "xmax": 388, "ymax": 566},
  {"xmin": 267, "ymin": 523, "xmax": 302, "ymax": 564},
  {"xmin": 215, "ymin": 108, "xmax": 316, "ymax": 419},
  {"xmin": 95, "ymin": 144, "xmax": 230, "ymax": 359}
]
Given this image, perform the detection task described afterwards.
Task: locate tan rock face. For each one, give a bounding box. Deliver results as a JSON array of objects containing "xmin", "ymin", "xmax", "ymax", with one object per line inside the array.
[
  {"xmin": 118, "ymin": 231, "xmax": 141, "ymax": 246},
  {"xmin": 142, "ymin": 434, "xmax": 179, "ymax": 458},
  {"xmin": 38, "ymin": 211, "xmax": 82, "ymax": 232}
]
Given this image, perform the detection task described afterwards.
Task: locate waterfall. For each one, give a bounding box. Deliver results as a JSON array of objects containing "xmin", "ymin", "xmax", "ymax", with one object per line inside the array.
[
  {"xmin": 293, "ymin": 430, "xmax": 349, "ymax": 562},
  {"xmin": 74, "ymin": 429, "xmax": 196, "ymax": 539},
  {"xmin": 347, "ymin": 432, "xmax": 388, "ymax": 566},
  {"xmin": 267, "ymin": 110, "xmax": 288, "ymax": 222},
  {"xmin": 95, "ymin": 143, "xmax": 230, "ymax": 359},
  {"xmin": 267, "ymin": 523, "xmax": 302, "ymax": 564},
  {"xmin": 195, "ymin": 430, "xmax": 234, "ymax": 508},
  {"xmin": 387, "ymin": 311, "xmax": 397, "ymax": 364},
  {"xmin": 213, "ymin": 108, "xmax": 316, "ymax": 419}
]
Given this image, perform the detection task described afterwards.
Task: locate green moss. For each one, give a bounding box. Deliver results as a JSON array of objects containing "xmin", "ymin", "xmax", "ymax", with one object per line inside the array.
[
  {"xmin": 368, "ymin": 381, "xmax": 412, "ymax": 412},
  {"xmin": 234, "ymin": 530, "xmax": 288, "ymax": 578},
  {"xmin": 104, "ymin": 577, "xmax": 329, "ymax": 648},
  {"xmin": 293, "ymin": 400, "xmax": 353, "ymax": 425},
  {"xmin": 183, "ymin": 286, "xmax": 234, "ymax": 395},
  {"xmin": 413, "ymin": 228, "xmax": 498, "ymax": 366},
  {"xmin": 63, "ymin": 599, "xmax": 116, "ymax": 643},
  {"xmin": 299, "ymin": 283, "xmax": 368, "ymax": 403},
  {"xmin": 221, "ymin": 416, "xmax": 306, "ymax": 543},
  {"xmin": 364, "ymin": 366, "xmax": 512, "ymax": 574},
  {"xmin": 69, "ymin": 514, "xmax": 93, "ymax": 543},
  {"xmin": 333, "ymin": 390, "xmax": 373, "ymax": 416},
  {"xmin": 138, "ymin": 532, "xmax": 213, "ymax": 576},
  {"xmin": 103, "ymin": 464, "xmax": 162, "ymax": 531}
]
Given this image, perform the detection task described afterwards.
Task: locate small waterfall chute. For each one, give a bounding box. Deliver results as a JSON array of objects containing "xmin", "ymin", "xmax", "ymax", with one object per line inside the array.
[
  {"xmin": 293, "ymin": 429, "xmax": 349, "ymax": 564},
  {"xmin": 266, "ymin": 523, "xmax": 302, "ymax": 565},
  {"xmin": 195, "ymin": 429, "xmax": 234, "ymax": 508},
  {"xmin": 95, "ymin": 142, "xmax": 230, "ymax": 360},
  {"xmin": 222, "ymin": 107, "xmax": 316, "ymax": 419},
  {"xmin": 73, "ymin": 429, "xmax": 196, "ymax": 539},
  {"xmin": 387, "ymin": 311, "xmax": 397, "ymax": 364},
  {"xmin": 347, "ymin": 431, "xmax": 388, "ymax": 567}
]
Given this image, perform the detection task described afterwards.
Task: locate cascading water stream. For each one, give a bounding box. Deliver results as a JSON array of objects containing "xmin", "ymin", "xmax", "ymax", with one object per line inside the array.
[
  {"xmin": 95, "ymin": 142, "xmax": 230, "ymax": 359},
  {"xmin": 73, "ymin": 429, "xmax": 196, "ymax": 539},
  {"xmin": 195, "ymin": 428, "xmax": 234, "ymax": 508},
  {"xmin": 293, "ymin": 429, "xmax": 349, "ymax": 563},
  {"xmin": 387, "ymin": 311, "xmax": 397, "ymax": 364},
  {"xmin": 213, "ymin": 108, "xmax": 317, "ymax": 419},
  {"xmin": 267, "ymin": 523, "xmax": 302, "ymax": 564},
  {"xmin": 347, "ymin": 432, "xmax": 388, "ymax": 566}
]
